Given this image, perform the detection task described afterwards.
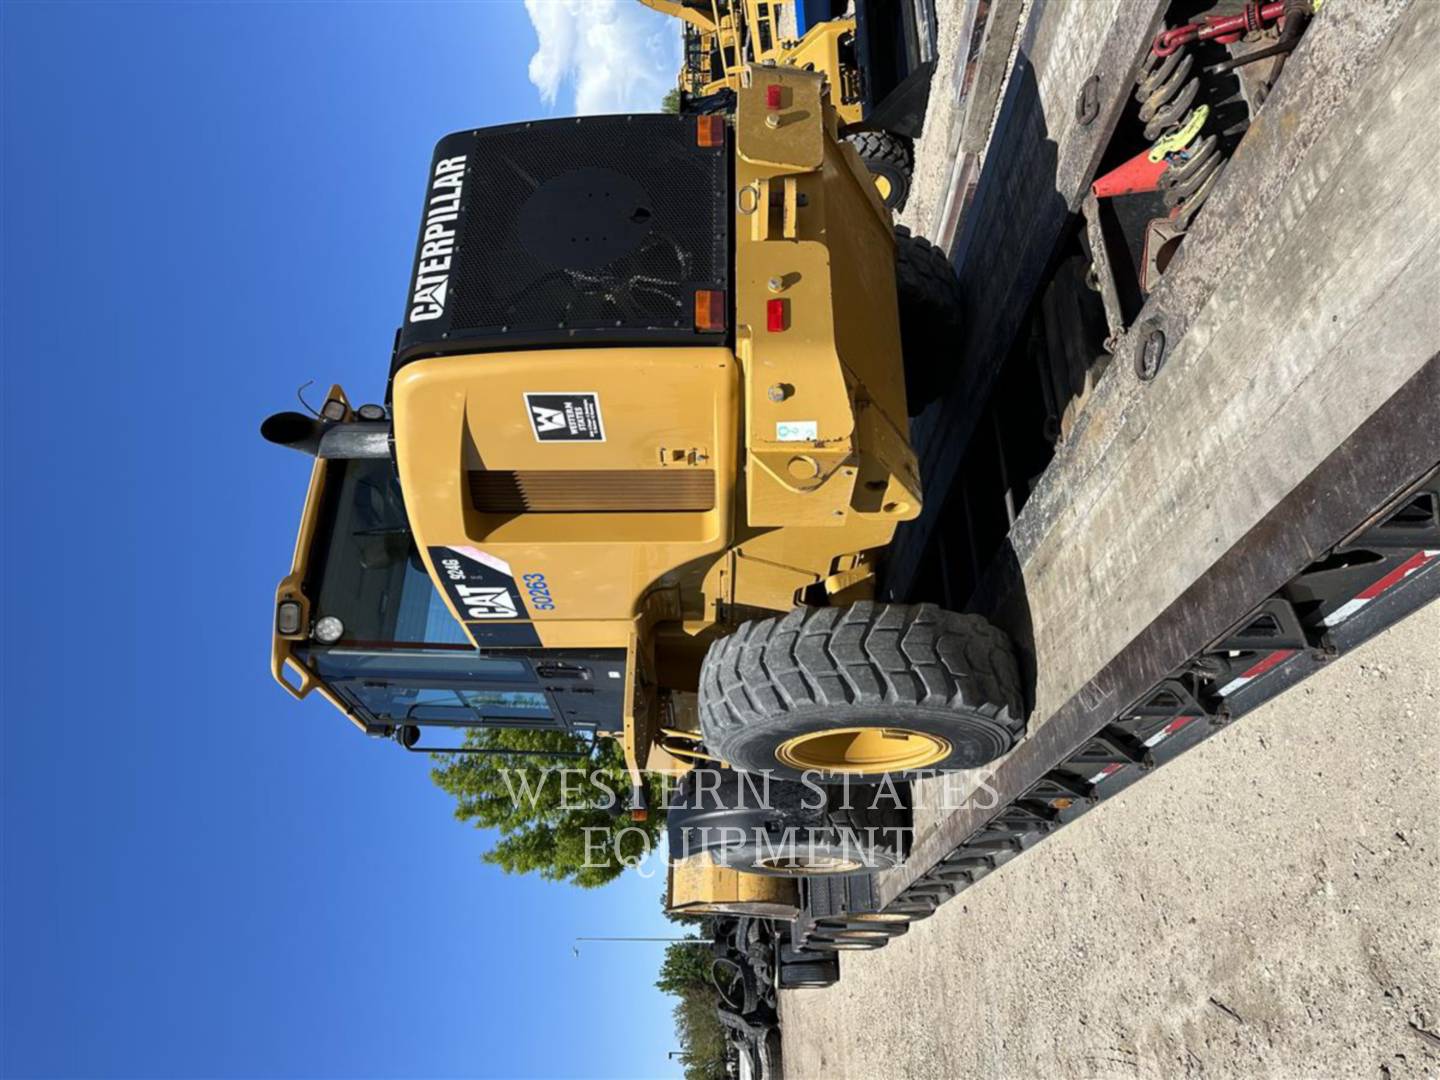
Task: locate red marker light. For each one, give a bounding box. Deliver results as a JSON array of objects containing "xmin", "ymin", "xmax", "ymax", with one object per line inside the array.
[
  {"xmin": 766, "ymin": 298, "xmax": 786, "ymax": 332},
  {"xmin": 766, "ymin": 84, "xmax": 782, "ymax": 109}
]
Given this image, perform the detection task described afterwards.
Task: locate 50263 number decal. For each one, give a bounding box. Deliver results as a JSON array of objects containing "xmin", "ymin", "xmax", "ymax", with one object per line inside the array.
[{"xmin": 522, "ymin": 573, "xmax": 556, "ymax": 611}]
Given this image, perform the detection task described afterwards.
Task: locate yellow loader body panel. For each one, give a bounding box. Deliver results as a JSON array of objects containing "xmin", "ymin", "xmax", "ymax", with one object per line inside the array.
[
  {"xmin": 389, "ymin": 68, "xmax": 915, "ymax": 779},
  {"xmin": 270, "ymin": 67, "xmax": 919, "ymax": 782}
]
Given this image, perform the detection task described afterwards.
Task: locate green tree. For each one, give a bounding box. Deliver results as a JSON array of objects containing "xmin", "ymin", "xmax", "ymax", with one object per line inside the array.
[
  {"xmin": 657, "ymin": 935, "xmax": 729, "ymax": 1080},
  {"xmin": 672, "ymin": 990, "xmax": 729, "ymax": 1080},
  {"xmin": 655, "ymin": 933, "xmax": 716, "ymax": 995},
  {"xmin": 661, "ymin": 87, "xmax": 682, "ymax": 113},
  {"xmin": 430, "ymin": 728, "xmax": 665, "ymax": 888}
]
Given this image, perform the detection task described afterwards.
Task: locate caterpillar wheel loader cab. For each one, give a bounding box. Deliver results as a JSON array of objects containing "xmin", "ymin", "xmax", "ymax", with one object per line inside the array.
[
  {"xmin": 265, "ymin": 65, "xmax": 1022, "ymax": 875},
  {"xmin": 648, "ymin": 0, "xmax": 928, "ymax": 211}
]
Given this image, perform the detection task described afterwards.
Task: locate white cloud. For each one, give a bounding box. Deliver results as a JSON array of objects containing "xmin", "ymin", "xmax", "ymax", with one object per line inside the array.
[{"xmin": 524, "ymin": 0, "xmax": 682, "ymax": 115}]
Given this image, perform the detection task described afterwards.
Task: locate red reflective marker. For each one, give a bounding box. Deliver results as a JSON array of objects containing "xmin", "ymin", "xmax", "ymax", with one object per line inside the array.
[{"xmin": 766, "ymin": 298, "xmax": 786, "ymax": 332}]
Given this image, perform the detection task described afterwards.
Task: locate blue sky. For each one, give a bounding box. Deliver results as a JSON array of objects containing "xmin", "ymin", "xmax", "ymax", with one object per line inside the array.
[{"xmin": 0, "ymin": 3, "xmax": 686, "ymax": 1077}]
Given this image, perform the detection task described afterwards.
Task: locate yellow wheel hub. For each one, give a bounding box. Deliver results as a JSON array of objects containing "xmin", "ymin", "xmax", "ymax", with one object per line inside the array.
[
  {"xmin": 776, "ymin": 727, "xmax": 950, "ymax": 773},
  {"xmin": 872, "ymin": 172, "xmax": 893, "ymax": 200}
]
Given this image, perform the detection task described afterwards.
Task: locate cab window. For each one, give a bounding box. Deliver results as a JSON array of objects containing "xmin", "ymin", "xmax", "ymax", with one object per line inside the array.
[
  {"xmin": 303, "ymin": 648, "xmax": 560, "ymax": 729},
  {"xmin": 305, "ymin": 458, "xmax": 469, "ymax": 647}
]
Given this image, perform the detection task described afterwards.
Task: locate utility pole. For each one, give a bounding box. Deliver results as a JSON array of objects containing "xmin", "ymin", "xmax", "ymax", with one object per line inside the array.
[
  {"xmin": 576, "ymin": 936, "xmax": 711, "ymax": 943},
  {"xmin": 572, "ymin": 935, "xmax": 712, "ymax": 957}
]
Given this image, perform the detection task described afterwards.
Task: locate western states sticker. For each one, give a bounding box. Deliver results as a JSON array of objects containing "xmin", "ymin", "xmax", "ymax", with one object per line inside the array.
[
  {"xmin": 525, "ymin": 392, "xmax": 606, "ymax": 442},
  {"xmin": 776, "ymin": 420, "xmax": 818, "ymax": 441}
]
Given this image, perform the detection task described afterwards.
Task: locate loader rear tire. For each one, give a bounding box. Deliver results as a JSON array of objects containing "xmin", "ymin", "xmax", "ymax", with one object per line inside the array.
[
  {"xmin": 846, "ymin": 130, "xmax": 913, "ymax": 211},
  {"xmin": 699, "ymin": 603, "xmax": 1024, "ymax": 782},
  {"xmin": 895, "ymin": 225, "xmax": 964, "ymax": 414}
]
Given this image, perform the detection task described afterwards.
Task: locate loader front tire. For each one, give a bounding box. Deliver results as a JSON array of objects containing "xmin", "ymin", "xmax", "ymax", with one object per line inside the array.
[{"xmin": 699, "ymin": 603, "xmax": 1024, "ymax": 782}]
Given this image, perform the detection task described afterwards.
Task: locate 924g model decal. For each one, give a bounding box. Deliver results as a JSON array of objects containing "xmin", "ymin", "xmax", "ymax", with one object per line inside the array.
[
  {"xmin": 433, "ymin": 546, "xmax": 520, "ymax": 619},
  {"xmin": 428, "ymin": 545, "xmax": 541, "ymax": 647}
]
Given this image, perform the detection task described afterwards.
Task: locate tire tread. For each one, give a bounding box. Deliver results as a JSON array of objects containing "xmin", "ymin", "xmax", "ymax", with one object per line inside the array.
[{"xmin": 700, "ymin": 603, "xmax": 1024, "ymax": 774}]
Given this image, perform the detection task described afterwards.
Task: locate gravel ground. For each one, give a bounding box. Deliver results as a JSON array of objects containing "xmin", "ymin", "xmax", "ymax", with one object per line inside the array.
[{"xmin": 780, "ymin": 600, "xmax": 1440, "ymax": 1079}]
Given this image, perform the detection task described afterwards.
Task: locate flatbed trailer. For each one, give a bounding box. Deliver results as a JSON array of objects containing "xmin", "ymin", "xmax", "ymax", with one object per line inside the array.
[{"xmin": 788, "ymin": 0, "xmax": 1440, "ymax": 950}]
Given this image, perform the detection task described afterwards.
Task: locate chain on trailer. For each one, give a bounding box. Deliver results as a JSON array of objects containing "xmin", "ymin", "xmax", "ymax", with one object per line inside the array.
[
  {"xmin": 1091, "ymin": 0, "xmax": 1315, "ymax": 295},
  {"xmin": 793, "ymin": 466, "xmax": 1440, "ymax": 946}
]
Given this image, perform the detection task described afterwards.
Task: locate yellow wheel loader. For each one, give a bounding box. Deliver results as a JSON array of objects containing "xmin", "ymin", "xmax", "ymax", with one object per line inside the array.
[
  {"xmin": 264, "ymin": 65, "xmax": 1020, "ymax": 877},
  {"xmin": 648, "ymin": 0, "xmax": 931, "ymax": 211}
]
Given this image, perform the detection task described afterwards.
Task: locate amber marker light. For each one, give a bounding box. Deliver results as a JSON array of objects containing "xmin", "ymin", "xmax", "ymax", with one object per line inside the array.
[
  {"xmin": 694, "ymin": 289, "xmax": 726, "ymax": 331},
  {"xmin": 696, "ymin": 115, "xmax": 724, "ymax": 147}
]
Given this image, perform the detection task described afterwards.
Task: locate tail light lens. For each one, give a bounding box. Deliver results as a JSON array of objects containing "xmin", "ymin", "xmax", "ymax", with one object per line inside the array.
[
  {"xmin": 695, "ymin": 289, "xmax": 726, "ymax": 331},
  {"xmin": 766, "ymin": 298, "xmax": 787, "ymax": 332},
  {"xmin": 696, "ymin": 115, "xmax": 724, "ymax": 147}
]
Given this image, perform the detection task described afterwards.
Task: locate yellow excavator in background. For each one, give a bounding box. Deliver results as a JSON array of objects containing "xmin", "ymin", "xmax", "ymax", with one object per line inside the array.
[{"xmin": 642, "ymin": 0, "xmax": 930, "ymax": 210}]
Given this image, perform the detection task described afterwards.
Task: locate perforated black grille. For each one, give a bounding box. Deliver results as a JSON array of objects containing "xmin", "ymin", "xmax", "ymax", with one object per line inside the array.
[{"xmin": 395, "ymin": 115, "xmax": 729, "ymax": 366}]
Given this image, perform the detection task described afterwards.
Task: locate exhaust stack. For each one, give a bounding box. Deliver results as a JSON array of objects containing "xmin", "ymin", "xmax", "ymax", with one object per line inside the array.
[{"xmin": 260, "ymin": 411, "xmax": 391, "ymax": 460}]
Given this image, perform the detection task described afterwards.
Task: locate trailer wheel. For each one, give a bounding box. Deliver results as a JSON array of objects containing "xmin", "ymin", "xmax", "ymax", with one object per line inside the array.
[
  {"xmin": 816, "ymin": 917, "xmax": 910, "ymax": 939},
  {"xmin": 846, "ymin": 130, "xmax": 913, "ymax": 211},
  {"xmin": 895, "ymin": 225, "xmax": 964, "ymax": 414},
  {"xmin": 713, "ymin": 781, "xmax": 909, "ymax": 875},
  {"xmin": 779, "ymin": 941, "xmax": 832, "ymax": 966},
  {"xmin": 699, "ymin": 603, "xmax": 1024, "ymax": 782},
  {"xmin": 876, "ymin": 897, "xmax": 939, "ymax": 921},
  {"xmin": 777, "ymin": 955, "xmax": 840, "ymax": 990},
  {"xmin": 818, "ymin": 909, "xmax": 920, "ymax": 929},
  {"xmin": 806, "ymin": 932, "xmax": 888, "ymax": 952}
]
